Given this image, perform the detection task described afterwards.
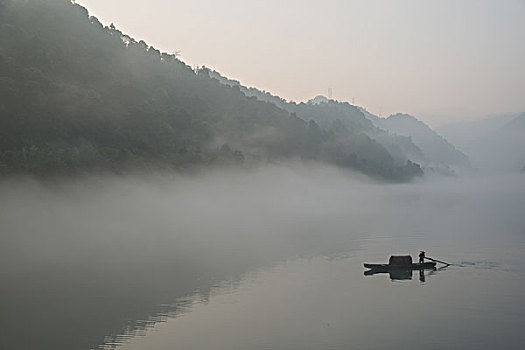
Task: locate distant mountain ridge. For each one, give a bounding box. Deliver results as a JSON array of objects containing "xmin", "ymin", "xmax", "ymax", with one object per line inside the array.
[
  {"xmin": 209, "ymin": 70, "xmax": 468, "ymax": 174},
  {"xmin": 439, "ymin": 113, "xmax": 525, "ymax": 172},
  {"xmin": 209, "ymin": 71, "xmax": 427, "ymax": 166},
  {"xmin": 502, "ymin": 113, "xmax": 525, "ymax": 131},
  {"xmin": 369, "ymin": 113, "xmax": 471, "ymax": 169}
]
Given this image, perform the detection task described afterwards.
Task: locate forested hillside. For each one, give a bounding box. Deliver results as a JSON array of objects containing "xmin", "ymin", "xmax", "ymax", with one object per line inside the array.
[
  {"xmin": 210, "ymin": 70, "xmax": 471, "ymax": 175},
  {"xmin": 0, "ymin": 0, "xmax": 422, "ymax": 180},
  {"xmin": 209, "ymin": 71, "xmax": 427, "ymax": 165}
]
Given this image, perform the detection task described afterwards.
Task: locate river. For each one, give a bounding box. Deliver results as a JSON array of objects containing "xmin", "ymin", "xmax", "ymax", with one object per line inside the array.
[{"xmin": 0, "ymin": 166, "xmax": 523, "ymax": 349}]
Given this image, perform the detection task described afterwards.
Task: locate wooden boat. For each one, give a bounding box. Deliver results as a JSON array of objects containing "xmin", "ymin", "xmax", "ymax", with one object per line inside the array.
[
  {"xmin": 364, "ymin": 262, "xmax": 436, "ymax": 272},
  {"xmin": 364, "ymin": 255, "xmax": 436, "ymax": 273}
]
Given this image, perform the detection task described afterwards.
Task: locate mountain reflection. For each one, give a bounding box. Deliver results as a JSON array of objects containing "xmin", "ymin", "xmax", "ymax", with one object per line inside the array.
[{"xmin": 0, "ymin": 262, "xmax": 248, "ymax": 350}]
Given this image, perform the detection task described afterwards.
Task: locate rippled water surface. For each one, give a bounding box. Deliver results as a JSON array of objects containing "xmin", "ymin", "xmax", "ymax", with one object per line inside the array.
[{"xmin": 0, "ymin": 168, "xmax": 524, "ymax": 350}]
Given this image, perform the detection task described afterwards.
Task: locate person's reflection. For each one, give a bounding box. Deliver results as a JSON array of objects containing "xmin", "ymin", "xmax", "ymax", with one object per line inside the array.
[{"xmin": 419, "ymin": 269, "xmax": 425, "ymax": 282}]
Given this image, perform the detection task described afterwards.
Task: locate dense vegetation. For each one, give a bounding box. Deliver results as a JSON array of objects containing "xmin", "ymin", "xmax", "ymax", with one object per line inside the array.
[
  {"xmin": 210, "ymin": 70, "xmax": 472, "ymax": 175},
  {"xmin": 0, "ymin": 0, "xmax": 422, "ymax": 180}
]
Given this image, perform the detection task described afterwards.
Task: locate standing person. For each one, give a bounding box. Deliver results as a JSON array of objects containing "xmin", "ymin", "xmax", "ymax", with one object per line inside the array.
[{"xmin": 419, "ymin": 251, "xmax": 425, "ymax": 264}]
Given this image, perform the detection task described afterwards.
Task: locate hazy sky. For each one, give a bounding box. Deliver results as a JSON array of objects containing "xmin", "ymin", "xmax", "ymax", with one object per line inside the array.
[{"xmin": 76, "ymin": 0, "xmax": 525, "ymax": 126}]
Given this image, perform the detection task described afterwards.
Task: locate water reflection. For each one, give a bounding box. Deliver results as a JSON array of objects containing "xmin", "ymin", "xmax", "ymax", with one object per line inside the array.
[
  {"xmin": 107, "ymin": 255, "xmax": 525, "ymax": 350},
  {"xmin": 0, "ymin": 172, "xmax": 524, "ymax": 349},
  {"xmin": 0, "ymin": 265, "xmax": 237, "ymax": 350},
  {"xmin": 364, "ymin": 267, "xmax": 438, "ymax": 281}
]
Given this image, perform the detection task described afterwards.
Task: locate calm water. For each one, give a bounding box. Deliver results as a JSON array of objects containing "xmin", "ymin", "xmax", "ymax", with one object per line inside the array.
[
  {"xmin": 0, "ymin": 168, "xmax": 524, "ymax": 349},
  {"xmin": 112, "ymin": 255, "xmax": 524, "ymax": 350}
]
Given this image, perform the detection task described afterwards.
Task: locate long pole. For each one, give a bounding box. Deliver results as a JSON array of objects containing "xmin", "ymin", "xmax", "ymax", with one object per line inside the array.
[{"xmin": 425, "ymin": 256, "xmax": 450, "ymax": 266}]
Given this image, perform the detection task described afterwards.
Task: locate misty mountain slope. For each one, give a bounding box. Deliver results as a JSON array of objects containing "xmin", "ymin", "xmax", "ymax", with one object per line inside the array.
[
  {"xmin": 502, "ymin": 112, "xmax": 525, "ymax": 131},
  {"xmin": 438, "ymin": 113, "xmax": 517, "ymax": 151},
  {"xmin": 302, "ymin": 102, "xmax": 430, "ymax": 166},
  {"xmin": 226, "ymin": 86, "xmax": 429, "ymax": 169},
  {"xmin": 209, "ymin": 71, "xmax": 429, "ymax": 167},
  {"xmin": 211, "ymin": 71, "xmax": 380, "ymax": 135},
  {"xmin": 439, "ymin": 113, "xmax": 525, "ymax": 171},
  {"xmin": 368, "ymin": 113, "xmax": 470, "ymax": 170},
  {"xmin": 0, "ymin": 0, "xmax": 422, "ymax": 180}
]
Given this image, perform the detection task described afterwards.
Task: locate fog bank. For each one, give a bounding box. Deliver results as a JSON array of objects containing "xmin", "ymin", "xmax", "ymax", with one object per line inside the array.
[
  {"xmin": 1, "ymin": 165, "xmax": 524, "ymax": 349},
  {"xmin": 2, "ymin": 164, "xmax": 523, "ymax": 269}
]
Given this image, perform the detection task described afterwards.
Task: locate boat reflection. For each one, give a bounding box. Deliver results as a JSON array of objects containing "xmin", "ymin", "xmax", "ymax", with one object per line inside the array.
[{"xmin": 364, "ymin": 267, "xmax": 437, "ymax": 281}]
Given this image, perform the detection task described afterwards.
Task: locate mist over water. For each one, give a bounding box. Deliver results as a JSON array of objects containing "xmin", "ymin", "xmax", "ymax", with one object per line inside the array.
[
  {"xmin": 1, "ymin": 165, "xmax": 524, "ymax": 349},
  {"xmin": 2, "ymin": 1, "xmax": 524, "ymax": 349},
  {"xmin": 0, "ymin": 165, "xmax": 377, "ymax": 271}
]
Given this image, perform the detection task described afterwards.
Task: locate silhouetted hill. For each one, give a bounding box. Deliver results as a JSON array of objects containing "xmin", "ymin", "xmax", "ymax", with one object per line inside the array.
[
  {"xmin": 210, "ymin": 70, "xmax": 471, "ymax": 176},
  {"xmin": 0, "ymin": 0, "xmax": 422, "ymax": 181},
  {"xmin": 209, "ymin": 71, "xmax": 429, "ymax": 169}
]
